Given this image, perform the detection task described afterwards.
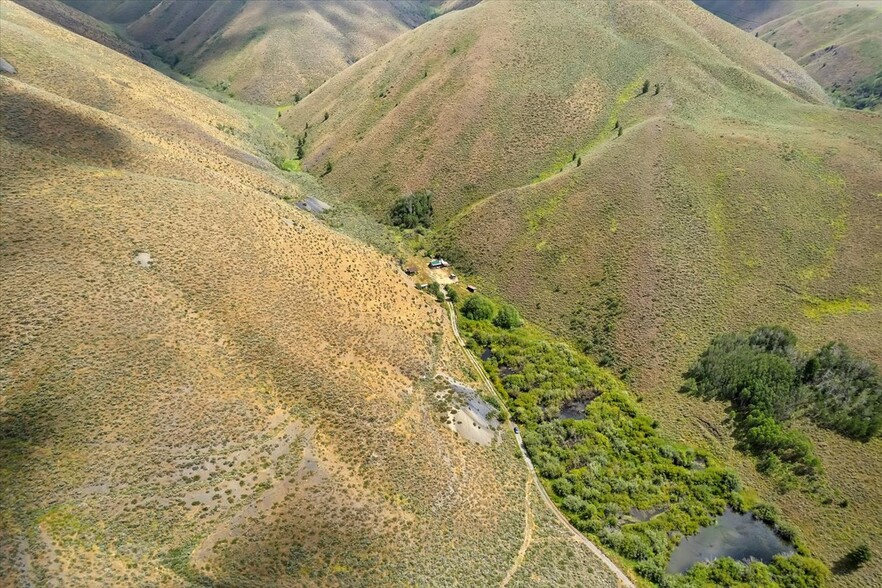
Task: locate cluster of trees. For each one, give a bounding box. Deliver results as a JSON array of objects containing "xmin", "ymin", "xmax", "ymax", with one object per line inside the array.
[
  {"xmin": 461, "ymin": 294, "xmax": 522, "ymax": 329},
  {"xmin": 804, "ymin": 341, "xmax": 882, "ymax": 439},
  {"xmin": 683, "ymin": 327, "xmax": 881, "ymax": 483},
  {"xmin": 461, "ymin": 322, "xmax": 827, "ymax": 585},
  {"xmin": 837, "ymin": 72, "xmax": 882, "ymax": 111},
  {"xmin": 389, "ymin": 190, "xmax": 434, "ymax": 229}
]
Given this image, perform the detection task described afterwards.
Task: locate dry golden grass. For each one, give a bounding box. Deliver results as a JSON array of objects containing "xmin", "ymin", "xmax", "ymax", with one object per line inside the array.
[
  {"xmin": 59, "ymin": 0, "xmax": 472, "ymax": 106},
  {"xmin": 12, "ymin": 0, "xmax": 147, "ymax": 62},
  {"xmin": 281, "ymin": 1, "xmax": 882, "ymax": 584},
  {"xmin": 0, "ymin": 2, "xmax": 614, "ymax": 585}
]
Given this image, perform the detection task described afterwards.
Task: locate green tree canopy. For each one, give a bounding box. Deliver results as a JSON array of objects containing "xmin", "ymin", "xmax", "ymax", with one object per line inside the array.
[
  {"xmin": 390, "ymin": 190, "xmax": 433, "ymax": 229},
  {"xmin": 493, "ymin": 304, "xmax": 523, "ymax": 329},
  {"xmin": 462, "ymin": 295, "xmax": 496, "ymax": 321}
]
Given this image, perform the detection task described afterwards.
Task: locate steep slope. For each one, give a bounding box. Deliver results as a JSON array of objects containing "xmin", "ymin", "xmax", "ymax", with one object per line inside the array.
[
  {"xmin": 60, "ymin": 0, "xmax": 160, "ymax": 23},
  {"xmin": 695, "ymin": 0, "xmax": 882, "ymax": 109},
  {"xmin": 692, "ymin": 0, "xmax": 816, "ymax": 30},
  {"xmin": 58, "ymin": 0, "xmax": 476, "ymax": 105},
  {"xmin": 0, "ymin": 2, "xmax": 613, "ymax": 586},
  {"xmin": 754, "ymin": 1, "xmax": 882, "ymax": 109},
  {"xmin": 11, "ymin": 0, "xmax": 147, "ymax": 61},
  {"xmin": 283, "ymin": 0, "xmax": 882, "ymax": 583}
]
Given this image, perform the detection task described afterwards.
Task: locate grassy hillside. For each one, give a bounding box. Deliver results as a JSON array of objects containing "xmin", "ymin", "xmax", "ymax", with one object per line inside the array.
[
  {"xmin": 696, "ymin": 0, "xmax": 882, "ymax": 110},
  {"xmin": 0, "ymin": 2, "xmax": 613, "ymax": 585},
  {"xmin": 693, "ymin": 0, "xmax": 818, "ymax": 30},
  {"xmin": 61, "ymin": 0, "xmax": 159, "ymax": 23},
  {"xmin": 755, "ymin": 1, "xmax": 882, "ymax": 110},
  {"xmin": 283, "ymin": 0, "xmax": 828, "ymax": 220},
  {"xmin": 11, "ymin": 0, "xmax": 147, "ymax": 61},
  {"xmin": 282, "ymin": 1, "xmax": 882, "ymax": 584},
  {"xmin": 57, "ymin": 0, "xmax": 476, "ymax": 105}
]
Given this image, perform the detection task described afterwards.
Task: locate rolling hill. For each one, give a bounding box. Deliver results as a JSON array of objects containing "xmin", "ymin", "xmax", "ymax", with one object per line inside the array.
[
  {"xmin": 695, "ymin": 0, "xmax": 882, "ymax": 109},
  {"xmin": 282, "ymin": 0, "xmax": 882, "ymax": 584},
  {"xmin": 55, "ymin": 0, "xmax": 478, "ymax": 105},
  {"xmin": 0, "ymin": 1, "xmax": 613, "ymax": 585},
  {"xmin": 283, "ymin": 0, "xmax": 831, "ymax": 220},
  {"xmin": 11, "ymin": 0, "xmax": 148, "ymax": 61},
  {"xmin": 692, "ymin": 0, "xmax": 819, "ymax": 30}
]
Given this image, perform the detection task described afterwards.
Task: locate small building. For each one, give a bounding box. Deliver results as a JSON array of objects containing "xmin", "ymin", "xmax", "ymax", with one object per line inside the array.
[
  {"xmin": 466, "ymin": 285, "xmax": 477, "ymax": 293},
  {"xmin": 404, "ymin": 267, "xmax": 417, "ymax": 276},
  {"xmin": 428, "ymin": 259, "xmax": 449, "ymax": 269}
]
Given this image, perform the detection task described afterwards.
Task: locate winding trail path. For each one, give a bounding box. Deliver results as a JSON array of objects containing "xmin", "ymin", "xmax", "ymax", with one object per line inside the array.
[
  {"xmin": 445, "ymin": 302, "xmax": 636, "ymax": 588},
  {"xmin": 500, "ymin": 479, "xmax": 534, "ymax": 587}
]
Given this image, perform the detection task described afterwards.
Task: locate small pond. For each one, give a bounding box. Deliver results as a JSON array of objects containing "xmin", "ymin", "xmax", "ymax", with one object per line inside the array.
[
  {"xmin": 629, "ymin": 505, "xmax": 667, "ymax": 522},
  {"xmin": 556, "ymin": 391, "xmax": 599, "ymax": 420},
  {"xmin": 666, "ymin": 508, "xmax": 794, "ymax": 574},
  {"xmin": 558, "ymin": 398, "xmax": 590, "ymax": 420}
]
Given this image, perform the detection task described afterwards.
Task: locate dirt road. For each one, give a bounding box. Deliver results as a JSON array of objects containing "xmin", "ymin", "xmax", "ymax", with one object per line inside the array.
[{"xmin": 445, "ymin": 302, "xmax": 636, "ymax": 588}]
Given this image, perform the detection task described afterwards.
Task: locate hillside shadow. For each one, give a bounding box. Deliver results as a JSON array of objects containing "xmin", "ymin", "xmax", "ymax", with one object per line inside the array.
[
  {"xmin": 831, "ymin": 554, "xmax": 866, "ymax": 576},
  {"xmin": 0, "ymin": 379, "xmax": 65, "ymax": 506},
  {"xmin": 0, "ymin": 84, "xmax": 131, "ymax": 167}
]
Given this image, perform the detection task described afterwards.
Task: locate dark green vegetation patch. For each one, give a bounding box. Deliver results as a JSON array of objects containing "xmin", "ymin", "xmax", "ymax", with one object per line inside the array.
[
  {"xmin": 459, "ymin": 314, "xmax": 828, "ymax": 586},
  {"xmin": 390, "ymin": 190, "xmax": 433, "ymax": 229},
  {"xmin": 836, "ymin": 71, "xmax": 882, "ymax": 111},
  {"xmin": 683, "ymin": 327, "xmax": 882, "ymax": 489}
]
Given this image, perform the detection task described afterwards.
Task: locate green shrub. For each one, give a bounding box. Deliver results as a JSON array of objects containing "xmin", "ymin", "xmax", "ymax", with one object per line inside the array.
[
  {"xmin": 846, "ymin": 543, "xmax": 872, "ymax": 567},
  {"xmin": 838, "ymin": 72, "xmax": 882, "ymax": 110},
  {"xmin": 278, "ymin": 159, "xmax": 301, "ymax": 172},
  {"xmin": 493, "ymin": 304, "xmax": 523, "ymax": 329},
  {"xmin": 426, "ymin": 281, "xmax": 445, "ymax": 303},
  {"xmin": 669, "ymin": 554, "xmax": 829, "ymax": 588},
  {"xmin": 461, "ymin": 318, "xmax": 827, "ymax": 585},
  {"xmin": 768, "ymin": 554, "xmax": 830, "ymax": 588},
  {"xmin": 462, "ymin": 295, "xmax": 496, "ymax": 321}
]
